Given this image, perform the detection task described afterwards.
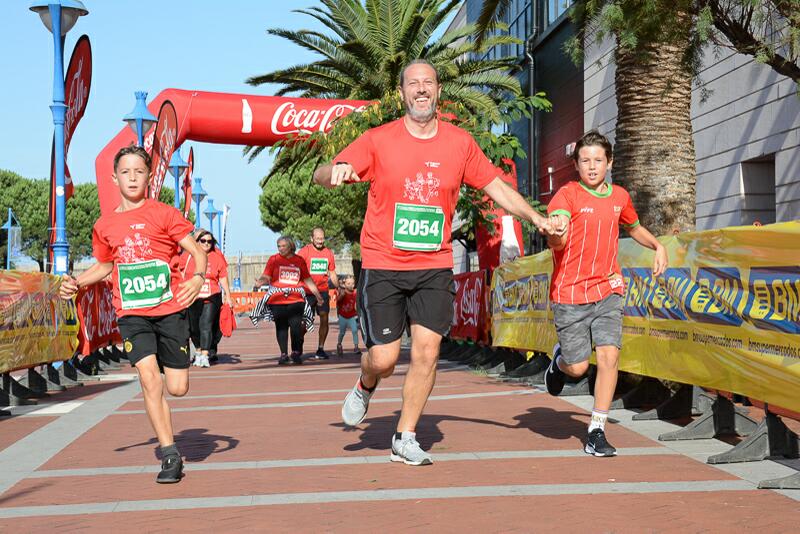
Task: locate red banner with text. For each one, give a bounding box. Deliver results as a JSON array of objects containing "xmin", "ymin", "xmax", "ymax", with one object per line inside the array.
[
  {"xmin": 76, "ymin": 280, "xmax": 121, "ymax": 355},
  {"xmin": 450, "ymin": 270, "xmax": 489, "ymax": 343}
]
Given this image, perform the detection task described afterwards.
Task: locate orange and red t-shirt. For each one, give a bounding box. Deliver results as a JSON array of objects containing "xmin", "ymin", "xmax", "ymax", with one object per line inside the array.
[
  {"xmin": 92, "ymin": 199, "xmax": 194, "ymax": 317},
  {"xmin": 297, "ymin": 244, "xmax": 335, "ymax": 292},
  {"xmin": 262, "ymin": 253, "xmax": 311, "ymax": 305},
  {"xmin": 184, "ymin": 249, "xmax": 228, "ymax": 299},
  {"xmin": 547, "ymin": 181, "xmax": 639, "ymax": 305},
  {"xmin": 333, "ymin": 118, "xmax": 500, "ymax": 271},
  {"xmin": 336, "ymin": 290, "xmax": 358, "ymax": 319}
]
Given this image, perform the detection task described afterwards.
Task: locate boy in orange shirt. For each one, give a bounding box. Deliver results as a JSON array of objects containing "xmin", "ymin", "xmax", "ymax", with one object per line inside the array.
[
  {"xmin": 60, "ymin": 146, "xmax": 206, "ymax": 483},
  {"xmin": 545, "ymin": 131, "xmax": 667, "ymax": 456}
]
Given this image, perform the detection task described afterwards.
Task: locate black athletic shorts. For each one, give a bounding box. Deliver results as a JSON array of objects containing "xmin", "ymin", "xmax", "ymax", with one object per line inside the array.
[
  {"xmin": 357, "ymin": 268, "xmax": 455, "ymax": 348},
  {"xmin": 117, "ymin": 310, "xmax": 191, "ymax": 370},
  {"xmin": 306, "ymin": 291, "xmax": 331, "ymax": 314}
]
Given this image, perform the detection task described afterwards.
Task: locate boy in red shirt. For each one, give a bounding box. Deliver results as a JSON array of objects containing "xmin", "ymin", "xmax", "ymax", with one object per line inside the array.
[
  {"xmin": 335, "ymin": 275, "xmax": 361, "ymax": 356},
  {"xmin": 60, "ymin": 146, "xmax": 206, "ymax": 483},
  {"xmin": 544, "ymin": 130, "xmax": 667, "ymax": 456}
]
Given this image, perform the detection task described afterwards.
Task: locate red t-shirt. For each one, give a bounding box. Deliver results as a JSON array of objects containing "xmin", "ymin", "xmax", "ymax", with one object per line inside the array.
[
  {"xmin": 337, "ymin": 290, "xmax": 358, "ymax": 319},
  {"xmin": 92, "ymin": 199, "xmax": 194, "ymax": 317},
  {"xmin": 547, "ymin": 181, "xmax": 639, "ymax": 305},
  {"xmin": 262, "ymin": 253, "xmax": 311, "ymax": 305},
  {"xmin": 297, "ymin": 244, "xmax": 335, "ymax": 291},
  {"xmin": 184, "ymin": 249, "xmax": 228, "ymax": 298},
  {"xmin": 334, "ymin": 118, "xmax": 499, "ymax": 270}
]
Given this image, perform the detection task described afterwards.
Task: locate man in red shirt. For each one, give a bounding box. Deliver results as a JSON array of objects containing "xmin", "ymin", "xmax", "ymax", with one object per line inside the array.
[
  {"xmin": 544, "ymin": 130, "xmax": 667, "ymax": 457},
  {"xmin": 60, "ymin": 146, "xmax": 206, "ymax": 483},
  {"xmin": 297, "ymin": 227, "xmax": 339, "ymax": 359},
  {"xmin": 313, "ymin": 59, "xmax": 553, "ymax": 466}
]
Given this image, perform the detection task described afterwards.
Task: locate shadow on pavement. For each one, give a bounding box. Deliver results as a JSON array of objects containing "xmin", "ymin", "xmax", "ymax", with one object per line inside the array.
[
  {"xmin": 332, "ymin": 410, "xmax": 516, "ymax": 452},
  {"xmin": 114, "ymin": 427, "xmax": 240, "ymax": 462}
]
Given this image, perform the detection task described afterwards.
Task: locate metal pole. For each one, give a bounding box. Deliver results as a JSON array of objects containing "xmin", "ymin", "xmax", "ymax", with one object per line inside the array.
[
  {"xmin": 49, "ymin": 4, "xmax": 69, "ymax": 275},
  {"xmin": 5, "ymin": 208, "xmax": 11, "ymax": 270},
  {"xmin": 136, "ymin": 117, "xmax": 144, "ymax": 147},
  {"xmin": 173, "ymin": 164, "xmax": 181, "ymax": 208},
  {"xmin": 194, "ymin": 196, "xmax": 201, "ymax": 230}
]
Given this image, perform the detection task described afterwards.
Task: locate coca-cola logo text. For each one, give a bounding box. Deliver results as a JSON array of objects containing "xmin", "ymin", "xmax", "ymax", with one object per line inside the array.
[
  {"xmin": 458, "ymin": 277, "xmax": 483, "ymax": 327},
  {"xmin": 270, "ymin": 102, "xmax": 366, "ymax": 136}
]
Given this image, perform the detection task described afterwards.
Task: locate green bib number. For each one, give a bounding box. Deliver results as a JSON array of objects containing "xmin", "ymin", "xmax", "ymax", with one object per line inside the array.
[
  {"xmin": 393, "ymin": 203, "xmax": 445, "ymax": 251},
  {"xmin": 310, "ymin": 258, "xmax": 329, "ymax": 275},
  {"xmin": 118, "ymin": 260, "xmax": 173, "ymax": 310}
]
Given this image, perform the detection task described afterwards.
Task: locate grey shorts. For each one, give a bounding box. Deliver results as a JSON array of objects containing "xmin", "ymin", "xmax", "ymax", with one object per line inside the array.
[{"xmin": 552, "ymin": 294, "xmax": 623, "ymax": 365}]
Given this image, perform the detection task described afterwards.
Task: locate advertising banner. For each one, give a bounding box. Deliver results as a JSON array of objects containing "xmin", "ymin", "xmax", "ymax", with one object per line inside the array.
[
  {"xmin": 148, "ymin": 100, "xmax": 178, "ymax": 201},
  {"xmin": 0, "ymin": 272, "xmax": 79, "ymax": 374},
  {"xmin": 75, "ymin": 280, "xmax": 121, "ymax": 356},
  {"xmin": 451, "ymin": 270, "xmax": 488, "ymax": 343},
  {"xmin": 491, "ymin": 221, "xmax": 800, "ymax": 412}
]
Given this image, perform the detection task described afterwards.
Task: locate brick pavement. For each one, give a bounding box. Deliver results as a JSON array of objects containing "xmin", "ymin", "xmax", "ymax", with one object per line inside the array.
[{"xmin": 0, "ymin": 318, "xmax": 798, "ymax": 532}]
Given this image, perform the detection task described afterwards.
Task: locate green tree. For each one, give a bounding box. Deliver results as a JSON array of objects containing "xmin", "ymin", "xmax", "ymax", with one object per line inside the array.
[
  {"xmin": 248, "ymin": 0, "xmax": 551, "ymax": 248},
  {"xmin": 245, "ymin": 0, "xmax": 523, "ymax": 162},
  {"xmin": 0, "ymin": 169, "xmax": 179, "ymax": 271}
]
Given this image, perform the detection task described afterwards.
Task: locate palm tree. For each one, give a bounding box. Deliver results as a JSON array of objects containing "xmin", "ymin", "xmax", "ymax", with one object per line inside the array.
[
  {"xmin": 472, "ymin": 0, "xmax": 698, "ymax": 234},
  {"xmin": 244, "ymin": 0, "xmax": 523, "ymax": 161}
]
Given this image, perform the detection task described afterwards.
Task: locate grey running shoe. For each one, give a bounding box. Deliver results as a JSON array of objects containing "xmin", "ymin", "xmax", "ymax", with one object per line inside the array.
[
  {"xmin": 390, "ymin": 435, "xmax": 432, "ymax": 466},
  {"xmin": 341, "ymin": 377, "xmax": 375, "ymax": 426}
]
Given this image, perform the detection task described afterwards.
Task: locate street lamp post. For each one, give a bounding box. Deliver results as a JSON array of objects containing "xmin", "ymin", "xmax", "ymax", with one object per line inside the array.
[
  {"xmin": 123, "ymin": 91, "xmax": 157, "ymax": 147},
  {"xmin": 1, "ymin": 209, "xmax": 21, "ymax": 270},
  {"xmin": 214, "ymin": 207, "xmax": 223, "ymax": 249},
  {"xmin": 168, "ymin": 149, "xmax": 189, "ymax": 209},
  {"xmin": 204, "ymin": 199, "xmax": 218, "ymax": 236},
  {"xmin": 30, "ymin": 0, "xmax": 89, "ymax": 275},
  {"xmin": 191, "ymin": 177, "xmax": 207, "ymax": 230}
]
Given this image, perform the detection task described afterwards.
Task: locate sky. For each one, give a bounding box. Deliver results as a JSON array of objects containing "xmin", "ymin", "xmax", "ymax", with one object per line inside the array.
[{"xmin": 0, "ymin": 0, "xmax": 332, "ymax": 257}]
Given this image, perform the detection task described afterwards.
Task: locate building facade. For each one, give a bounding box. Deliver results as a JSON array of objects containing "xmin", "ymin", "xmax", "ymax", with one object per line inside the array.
[{"xmin": 464, "ymin": 1, "xmax": 800, "ymax": 231}]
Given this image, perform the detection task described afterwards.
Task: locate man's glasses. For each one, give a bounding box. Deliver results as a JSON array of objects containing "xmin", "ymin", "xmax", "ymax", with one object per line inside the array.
[{"xmin": 198, "ymin": 239, "xmax": 213, "ymax": 244}]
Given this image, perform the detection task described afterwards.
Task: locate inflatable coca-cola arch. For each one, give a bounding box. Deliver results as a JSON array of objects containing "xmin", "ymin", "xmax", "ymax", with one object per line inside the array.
[{"xmin": 95, "ymin": 89, "xmax": 521, "ymax": 269}]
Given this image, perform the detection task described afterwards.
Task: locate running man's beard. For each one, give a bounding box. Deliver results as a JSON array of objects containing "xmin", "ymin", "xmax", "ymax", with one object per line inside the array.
[{"xmin": 406, "ymin": 99, "xmax": 437, "ymax": 122}]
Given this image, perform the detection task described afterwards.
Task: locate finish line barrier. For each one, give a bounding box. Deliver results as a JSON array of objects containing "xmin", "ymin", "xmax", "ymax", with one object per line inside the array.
[{"xmin": 489, "ymin": 220, "xmax": 800, "ymax": 414}]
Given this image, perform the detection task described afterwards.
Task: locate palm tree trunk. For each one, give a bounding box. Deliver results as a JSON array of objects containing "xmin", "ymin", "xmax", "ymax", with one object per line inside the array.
[{"xmin": 612, "ymin": 11, "xmax": 696, "ymax": 235}]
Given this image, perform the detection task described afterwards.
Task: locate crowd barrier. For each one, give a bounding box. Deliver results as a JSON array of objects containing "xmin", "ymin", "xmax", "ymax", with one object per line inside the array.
[
  {"xmin": 444, "ymin": 221, "xmax": 800, "ymax": 489},
  {"xmin": 231, "ymin": 289, "xmax": 339, "ymax": 315},
  {"xmin": 0, "ymin": 271, "xmax": 84, "ymax": 411},
  {"xmin": 450, "ymin": 270, "xmax": 490, "ymax": 344}
]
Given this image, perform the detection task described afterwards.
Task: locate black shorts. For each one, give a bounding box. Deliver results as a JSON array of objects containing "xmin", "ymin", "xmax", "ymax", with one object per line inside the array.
[
  {"xmin": 306, "ymin": 291, "xmax": 331, "ymax": 314},
  {"xmin": 117, "ymin": 310, "xmax": 191, "ymax": 370},
  {"xmin": 358, "ymin": 268, "xmax": 455, "ymax": 348}
]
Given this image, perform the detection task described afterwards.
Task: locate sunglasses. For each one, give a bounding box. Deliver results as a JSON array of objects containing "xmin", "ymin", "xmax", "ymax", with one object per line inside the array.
[{"xmin": 198, "ymin": 238, "xmax": 213, "ymax": 244}]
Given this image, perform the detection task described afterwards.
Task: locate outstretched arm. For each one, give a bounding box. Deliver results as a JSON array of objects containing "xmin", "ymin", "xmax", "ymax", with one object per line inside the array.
[
  {"xmin": 627, "ymin": 225, "xmax": 668, "ymax": 277},
  {"xmin": 481, "ymin": 177, "xmax": 552, "ymax": 232}
]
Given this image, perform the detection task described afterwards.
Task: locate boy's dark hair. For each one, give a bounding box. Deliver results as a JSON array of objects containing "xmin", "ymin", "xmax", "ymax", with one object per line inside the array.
[
  {"xmin": 573, "ymin": 130, "xmax": 613, "ymax": 163},
  {"xmin": 113, "ymin": 145, "xmax": 151, "ymax": 172}
]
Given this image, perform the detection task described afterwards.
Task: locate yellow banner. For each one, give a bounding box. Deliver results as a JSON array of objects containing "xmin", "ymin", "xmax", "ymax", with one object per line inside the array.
[
  {"xmin": 0, "ymin": 271, "xmax": 79, "ymax": 374},
  {"xmin": 491, "ymin": 221, "xmax": 800, "ymax": 413}
]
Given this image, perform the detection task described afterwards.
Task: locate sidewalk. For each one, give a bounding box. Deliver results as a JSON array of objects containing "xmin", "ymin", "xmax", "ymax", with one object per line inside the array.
[{"xmin": 0, "ymin": 318, "xmax": 798, "ymax": 532}]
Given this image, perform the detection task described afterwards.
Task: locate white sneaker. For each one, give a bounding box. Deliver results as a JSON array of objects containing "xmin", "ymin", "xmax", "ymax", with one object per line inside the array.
[{"xmin": 200, "ymin": 354, "xmax": 210, "ymax": 368}]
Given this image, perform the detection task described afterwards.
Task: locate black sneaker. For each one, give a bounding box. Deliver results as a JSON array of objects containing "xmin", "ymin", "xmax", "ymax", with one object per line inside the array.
[
  {"xmin": 585, "ymin": 429, "xmax": 617, "ymax": 457},
  {"xmin": 314, "ymin": 348, "xmax": 330, "ymax": 360},
  {"xmin": 278, "ymin": 354, "xmax": 290, "ymax": 365},
  {"xmin": 156, "ymin": 455, "xmax": 184, "ymax": 483},
  {"xmin": 291, "ymin": 351, "xmax": 303, "ymax": 365},
  {"xmin": 544, "ymin": 343, "xmax": 566, "ymax": 396}
]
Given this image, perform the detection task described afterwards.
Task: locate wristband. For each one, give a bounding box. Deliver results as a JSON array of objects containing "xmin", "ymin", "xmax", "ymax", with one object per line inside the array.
[
  {"xmin": 193, "ymin": 272, "xmax": 205, "ymax": 280},
  {"xmin": 334, "ymin": 161, "xmax": 349, "ymax": 166}
]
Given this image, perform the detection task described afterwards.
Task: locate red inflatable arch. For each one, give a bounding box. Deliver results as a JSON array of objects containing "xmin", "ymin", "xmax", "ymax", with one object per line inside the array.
[{"xmin": 95, "ymin": 89, "xmax": 370, "ymax": 214}]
